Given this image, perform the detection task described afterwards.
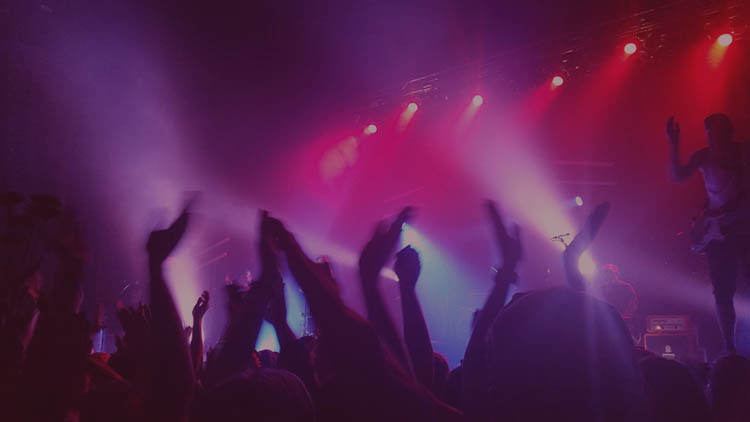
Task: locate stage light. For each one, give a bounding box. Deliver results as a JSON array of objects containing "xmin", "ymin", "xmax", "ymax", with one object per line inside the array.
[
  {"xmin": 256, "ymin": 321, "xmax": 280, "ymax": 352},
  {"xmin": 401, "ymin": 223, "xmax": 426, "ymax": 250},
  {"xmin": 398, "ymin": 103, "xmax": 418, "ymax": 132},
  {"xmin": 472, "ymin": 95, "xmax": 484, "ymax": 106},
  {"xmin": 574, "ymin": 196, "xmax": 584, "ymax": 207},
  {"xmin": 578, "ymin": 252, "xmax": 597, "ymax": 277},
  {"xmin": 364, "ymin": 124, "xmax": 378, "ymax": 135},
  {"xmin": 717, "ymin": 33, "xmax": 733, "ymax": 47},
  {"xmin": 624, "ymin": 42, "xmax": 637, "ymax": 55},
  {"xmin": 552, "ymin": 76, "xmax": 564, "ymax": 87}
]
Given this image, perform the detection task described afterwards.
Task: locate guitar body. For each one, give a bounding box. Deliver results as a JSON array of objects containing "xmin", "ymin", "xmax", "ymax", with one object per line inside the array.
[
  {"xmin": 689, "ymin": 142, "xmax": 750, "ymax": 253},
  {"xmin": 691, "ymin": 213, "xmax": 730, "ymax": 253},
  {"xmin": 690, "ymin": 203, "xmax": 746, "ymax": 253}
]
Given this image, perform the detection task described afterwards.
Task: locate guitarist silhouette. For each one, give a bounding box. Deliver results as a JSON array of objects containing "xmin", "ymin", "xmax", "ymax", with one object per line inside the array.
[{"xmin": 667, "ymin": 113, "xmax": 749, "ymax": 354}]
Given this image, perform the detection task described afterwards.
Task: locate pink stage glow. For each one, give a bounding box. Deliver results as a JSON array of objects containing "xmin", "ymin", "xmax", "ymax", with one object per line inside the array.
[{"xmin": 397, "ymin": 103, "xmax": 419, "ymax": 132}]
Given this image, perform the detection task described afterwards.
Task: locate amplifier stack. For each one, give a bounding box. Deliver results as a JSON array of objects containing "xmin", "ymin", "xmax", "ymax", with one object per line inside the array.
[{"xmin": 643, "ymin": 315, "xmax": 704, "ymax": 362}]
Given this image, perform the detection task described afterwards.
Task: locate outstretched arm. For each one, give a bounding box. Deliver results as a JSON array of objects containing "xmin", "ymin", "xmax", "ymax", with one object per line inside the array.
[
  {"xmin": 268, "ymin": 217, "xmax": 359, "ymax": 338},
  {"xmin": 191, "ymin": 291, "xmax": 209, "ymax": 376},
  {"xmin": 462, "ymin": 200, "xmax": 521, "ymax": 419},
  {"xmin": 359, "ymin": 208, "xmax": 415, "ymax": 376},
  {"xmin": 667, "ymin": 117, "xmax": 704, "ymax": 182},
  {"xmin": 266, "ymin": 280, "xmax": 297, "ymax": 350},
  {"xmin": 266, "ymin": 215, "xmax": 386, "ymax": 374},
  {"xmin": 146, "ymin": 205, "xmax": 195, "ymax": 421},
  {"xmin": 204, "ymin": 212, "xmax": 277, "ymax": 386},
  {"xmin": 396, "ymin": 246, "xmax": 434, "ymax": 390},
  {"xmin": 267, "ymin": 279, "xmax": 321, "ymax": 396},
  {"xmin": 563, "ymin": 202, "xmax": 610, "ymax": 291},
  {"xmin": 268, "ymin": 215, "xmax": 462, "ymax": 419}
]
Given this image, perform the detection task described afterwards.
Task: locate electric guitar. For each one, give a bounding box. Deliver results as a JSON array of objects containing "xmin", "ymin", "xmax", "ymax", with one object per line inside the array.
[{"xmin": 690, "ymin": 197, "xmax": 748, "ymax": 253}]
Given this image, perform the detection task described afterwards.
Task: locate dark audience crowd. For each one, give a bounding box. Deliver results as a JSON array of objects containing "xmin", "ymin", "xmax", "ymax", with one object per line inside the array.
[{"xmin": 0, "ymin": 192, "xmax": 749, "ymax": 422}]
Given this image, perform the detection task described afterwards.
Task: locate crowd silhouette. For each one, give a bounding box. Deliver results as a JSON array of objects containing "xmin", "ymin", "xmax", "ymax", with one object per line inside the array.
[{"xmin": 0, "ymin": 191, "xmax": 749, "ymax": 422}]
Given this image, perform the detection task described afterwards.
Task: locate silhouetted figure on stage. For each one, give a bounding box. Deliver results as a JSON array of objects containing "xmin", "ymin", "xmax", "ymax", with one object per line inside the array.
[{"xmin": 667, "ymin": 113, "xmax": 750, "ymax": 354}]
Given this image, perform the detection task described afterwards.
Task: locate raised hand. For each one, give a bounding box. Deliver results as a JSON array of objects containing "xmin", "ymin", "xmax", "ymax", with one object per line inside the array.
[
  {"xmin": 359, "ymin": 207, "xmax": 415, "ymax": 283},
  {"xmin": 358, "ymin": 207, "xmax": 416, "ymax": 374},
  {"xmin": 145, "ymin": 197, "xmax": 198, "ymax": 419},
  {"xmin": 259, "ymin": 210, "xmax": 281, "ymax": 276},
  {"xmin": 266, "ymin": 281, "xmax": 288, "ymax": 327},
  {"xmin": 262, "ymin": 215, "xmax": 304, "ymax": 263},
  {"xmin": 115, "ymin": 303, "xmax": 153, "ymax": 361},
  {"xmin": 566, "ymin": 202, "xmax": 611, "ymax": 258},
  {"xmin": 395, "ymin": 246, "xmax": 421, "ymax": 291},
  {"xmin": 395, "ymin": 245, "xmax": 434, "ymax": 388},
  {"xmin": 484, "ymin": 200, "xmax": 522, "ymax": 273},
  {"xmin": 564, "ymin": 202, "xmax": 610, "ymax": 291},
  {"xmin": 147, "ymin": 205, "xmax": 191, "ymax": 265},
  {"xmin": 666, "ymin": 116, "xmax": 680, "ymax": 145},
  {"xmin": 192, "ymin": 291, "xmax": 210, "ymax": 321},
  {"xmin": 465, "ymin": 201, "xmax": 524, "ymax": 416},
  {"xmin": 190, "ymin": 291, "xmax": 209, "ymax": 377},
  {"xmin": 224, "ymin": 279, "xmax": 253, "ymax": 324},
  {"xmin": 262, "ymin": 216, "xmax": 343, "ymax": 322}
]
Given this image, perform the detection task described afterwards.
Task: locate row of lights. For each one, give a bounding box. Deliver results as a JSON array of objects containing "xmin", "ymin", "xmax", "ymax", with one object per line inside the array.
[
  {"xmin": 362, "ymin": 34, "xmax": 735, "ymax": 135},
  {"xmin": 622, "ymin": 33, "xmax": 733, "ymax": 54}
]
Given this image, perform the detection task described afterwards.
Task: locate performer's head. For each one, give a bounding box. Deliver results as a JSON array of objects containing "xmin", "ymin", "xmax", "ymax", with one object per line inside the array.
[{"xmin": 704, "ymin": 113, "xmax": 733, "ymax": 150}]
